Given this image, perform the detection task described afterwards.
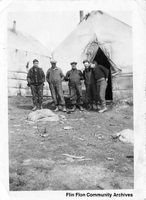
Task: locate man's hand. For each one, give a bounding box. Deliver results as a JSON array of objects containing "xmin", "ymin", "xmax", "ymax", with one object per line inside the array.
[
  {"xmin": 27, "ymin": 82, "xmax": 31, "ymax": 87},
  {"xmin": 106, "ymin": 78, "xmax": 108, "ymax": 82}
]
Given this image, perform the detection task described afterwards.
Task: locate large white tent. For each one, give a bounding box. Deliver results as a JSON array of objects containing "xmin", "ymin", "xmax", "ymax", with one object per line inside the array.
[
  {"xmin": 53, "ymin": 11, "xmax": 133, "ymax": 100},
  {"xmin": 8, "ymin": 27, "xmax": 51, "ymax": 96}
]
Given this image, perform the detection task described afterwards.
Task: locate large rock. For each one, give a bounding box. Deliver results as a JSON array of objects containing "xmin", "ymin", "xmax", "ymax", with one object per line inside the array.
[
  {"xmin": 27, "ymin": 109, "xmax": 59, "ymax": 122},
  {"xmin": 116, "ymin": 129, "xmax": 134, "ymax": 145}
]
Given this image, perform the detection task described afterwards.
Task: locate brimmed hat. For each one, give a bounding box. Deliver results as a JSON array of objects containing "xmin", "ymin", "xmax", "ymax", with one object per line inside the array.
[
  {"xmin": 50, "ymin": 60, "xmax": 57, "ymax": 64},
  {"xmin": 33, "ymin": 59, "xmax": 39, "ymax": 63},
  {"xmin": 83, "ymin": 59, "xmax": 89, "ymax": 64},
  {"xmin": 70, "ymin": 62, "xmax": 77, "ymax": 65}
]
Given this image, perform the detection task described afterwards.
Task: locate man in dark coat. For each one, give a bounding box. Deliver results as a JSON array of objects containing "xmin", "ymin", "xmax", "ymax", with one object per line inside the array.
[
  {"xmin": 83, "ymin": 60, "xmax": 98, "ymax": 110},
  {"xmin": 65, "ymin": 62, "xmax": 84, "ymax": 112},
  {"xmin": 46, "ymin": 60, "xmax": 66, "ymax": 112},
  {"xmin": 27, "ymin": 59, "xmax": 45, "ymax": 111},
  {"xmin": 91, "ymin": 61, "xmax": 109, "ymax": 113}
]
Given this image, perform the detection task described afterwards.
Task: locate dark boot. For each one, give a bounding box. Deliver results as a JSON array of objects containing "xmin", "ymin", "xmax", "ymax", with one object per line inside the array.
[
  {"xmin": 88, "ymin": 104, "xmax": 93, "ymax": 110},
  {"xmin": 97, "ymin": 102, "xmax": 101, "ymax": 110},
  {"xmin": 38, "ymin": 99, "xmax": 43, "ymax": 109},
  {"xmin": 38, "ymin": 105, "xmax": 43, "ymax": 110},
  {"xmin": 70, "ymin": 105, "xmax": 76, "ymax": 112},
  {"xmin": 32, "ymin": 100, "xmax": 37, "ymax": 111}
]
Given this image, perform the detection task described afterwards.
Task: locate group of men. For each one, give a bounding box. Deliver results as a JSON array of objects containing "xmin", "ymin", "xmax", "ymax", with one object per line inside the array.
[{"xmin": 27, "ymin": 58, "xmax": 109, "ymax": 113}]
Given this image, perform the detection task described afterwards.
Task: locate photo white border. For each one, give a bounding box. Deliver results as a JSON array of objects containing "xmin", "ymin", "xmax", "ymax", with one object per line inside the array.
[{"xmin": 0, "ymin": 0, "xmax": 145, "ymax": 200}]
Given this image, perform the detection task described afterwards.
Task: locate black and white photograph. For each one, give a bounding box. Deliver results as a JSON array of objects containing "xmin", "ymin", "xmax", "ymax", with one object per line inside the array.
[
  {"xmin": 7, "ymin": 9, "xmax": 134, "ymax": 191},
  {"xmin": 0, "ymin": 0, "xmax": 146, "ymax": 199}
]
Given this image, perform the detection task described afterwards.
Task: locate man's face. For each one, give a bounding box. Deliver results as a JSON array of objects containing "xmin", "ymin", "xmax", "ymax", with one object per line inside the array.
[
  {"xmin": 33, "ymin": 62, "xmax": 39, "ymax": 68},
  {"xmin": 71, "ymin": 64, "xmax": 77, "ymax": 69},
  {"xmin": 51, "ymin": 63, "xmax": 56, "ymax": 68},
  {"xmin": 91, "ymin": 63, "xmax": 95, "ymax": 68},
  {"xmin": 84, "ymin": 62, "xmax": 90, "ymax": 69}
]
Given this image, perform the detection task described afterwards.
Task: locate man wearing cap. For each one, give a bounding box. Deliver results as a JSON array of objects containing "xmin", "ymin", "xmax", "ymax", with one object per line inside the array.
[
  {"xmin": 83, "ymin": 59, "xmax": 98, "ymax": 110},
  {"xmin": 65, "ymin": 62, "xmax": 84, "ymax": 112},
  {"xmin": 27, "ymin": 59, "xmax": 45, "ymax": 111},
  {"xmin": 46, "ymin": 60, "xmax": 66, "ymax": 112},
  {"xmin": 91, "ymin": 61, "xmax": 109, "ymax": 113}
]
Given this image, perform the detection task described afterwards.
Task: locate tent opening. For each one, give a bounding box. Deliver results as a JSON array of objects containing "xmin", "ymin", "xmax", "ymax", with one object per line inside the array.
[{"xmin": 93, "ymin": 47, "xmax": 113, "ymax": 101}]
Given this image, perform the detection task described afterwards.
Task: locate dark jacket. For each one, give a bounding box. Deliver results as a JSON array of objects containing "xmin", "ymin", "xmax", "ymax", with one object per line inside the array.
[
  {"xmin": 65, "ymin": 69, "xmax": 84, "ymax": 86},
  {"xmin": 93, "ymin": 65, "xmax": 109, "ymax": 81},
  {"xmin": 83, "ymin": 67, "xmax": 96, "ymax": 86},
  {"xmin": 27, "ymin": 67, "xmax": 45, "ymax": 86},
  {"xmin": 46, "ymin": 67, "xmax": 64, "ymax": 85}
]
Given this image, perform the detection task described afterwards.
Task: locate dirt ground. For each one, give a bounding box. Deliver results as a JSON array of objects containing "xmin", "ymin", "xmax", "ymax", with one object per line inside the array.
[{"xmin": 8, "ymin": 96, "xmax": 133, "ymax": 191}]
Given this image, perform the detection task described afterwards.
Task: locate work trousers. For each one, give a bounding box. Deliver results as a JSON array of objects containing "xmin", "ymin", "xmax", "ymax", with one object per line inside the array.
[
  {"xmin": 69, "ymin": 83, "xmax": 83, "ymax": 105},
  {"xmin": 30, "ymin": 83, "xmax": 43, "ymax": 106},
  {"xmin": 86, "ymin": 83, "xmax": 99, "ymax": 104},
  {"xmin": 49, "ymin": 83, "xmax": 65, "ymax": 106},
  {"xmin": 96, "ymin": 79, "xmax": 107, "ymax": 107}
]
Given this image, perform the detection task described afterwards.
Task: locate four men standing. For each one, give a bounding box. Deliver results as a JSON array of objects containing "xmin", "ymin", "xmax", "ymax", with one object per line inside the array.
[{"xmin": 27, "ymin": 59, "xmax": 109, "ymax": 113}]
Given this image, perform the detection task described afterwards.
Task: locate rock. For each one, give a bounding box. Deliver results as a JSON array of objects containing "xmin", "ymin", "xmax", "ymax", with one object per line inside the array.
[
  {"xmin": 60, "ymin": 115, "xmax": 66, "ymax": 119},
  {"xmin": 97, "ymin": 136, "xmax": 104, "ymax": 140},
  {"xmin": 116, "ymin": 129, "xmax": 134, "ymax": 145},
  {"xmin": 107, "ymin": 157, "xmax": 114, "ymax": 161},
  {"xmin": 109, "ymin": 123, "xmax": 116, "ymax": 126},
  {"xmin": 27, "ymin": 109, "xmax": 59, "ymax": 122},
  {"xmin": 66, "ymin": 157, "xmax": 74, "ymax": 162},
  {"xmin": 63, "ymin": 126, "xmax": 73, "ymax": 130}
]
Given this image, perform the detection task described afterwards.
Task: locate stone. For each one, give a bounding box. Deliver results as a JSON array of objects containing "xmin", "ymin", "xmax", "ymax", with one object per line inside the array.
[
  {"xmin": 116, "ymin": 129, "xmax": 134, "ymax": 145},
  {"xmin": 63, "ymin": 126, "xmax": 73, "ymax": 130},
  {"xmin": 27, "ymin": 109, "xmax": 59, "ymax": 122}
]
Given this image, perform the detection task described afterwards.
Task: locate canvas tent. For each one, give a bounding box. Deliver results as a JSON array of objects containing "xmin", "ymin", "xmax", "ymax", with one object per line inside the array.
[
  {"xmin": 8, "ymin": 25, "xmax": 52, "ymax": 96},
  {"xmin": 53, "ymin": 11, "xmax": 133, "ymax": 100}
]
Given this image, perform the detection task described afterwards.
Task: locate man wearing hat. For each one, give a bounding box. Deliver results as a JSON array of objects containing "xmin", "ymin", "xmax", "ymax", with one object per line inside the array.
[
  {"xmin": 65, "ymin": 62, "xmax": 84, "ymax": 112},
  {"xmin": 46, "ymin": 60, "xmax": 66, "ymax": 112},
  {"xmin": 83, "ymin": 59, "xmax": 98, "ymax": 110},
  {"xmin": 27, "ymin": 59, "xmax": 45, "ymax": 111}
]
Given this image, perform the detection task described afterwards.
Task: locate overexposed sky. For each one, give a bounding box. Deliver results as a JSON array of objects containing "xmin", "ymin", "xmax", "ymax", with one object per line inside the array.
[{"xmin": 7, "ymin": 11, "xmax": 132, "ymax": 51}]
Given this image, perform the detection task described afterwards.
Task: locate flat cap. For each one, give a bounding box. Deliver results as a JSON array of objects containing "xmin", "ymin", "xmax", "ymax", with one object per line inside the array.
[
  {"xmin": 83, "ymin": 59, "xmax": 90, "ymax": 64},
  {"xmin": 50, "ymin": 60, "xmax": 57, "ymax": 64},
  {"xmin": 70, "ymin": 62, "xmax": 77, "ymax": 65}
]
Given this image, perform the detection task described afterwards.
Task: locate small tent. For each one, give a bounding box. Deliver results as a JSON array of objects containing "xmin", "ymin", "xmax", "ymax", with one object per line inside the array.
[
  {"xmin": 53, "ymin": 11, "xmax": 133, "ymax": 100},
  {"xmin": 8, "ymin": 26, "xmax": 52, "ymax": 96}
]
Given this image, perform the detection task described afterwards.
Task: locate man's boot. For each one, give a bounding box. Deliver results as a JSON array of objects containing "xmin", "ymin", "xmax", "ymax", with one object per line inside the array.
[
  {"xmin": 79, "ymin": 105, "xmax": 84, "ymax": 111},
  {"xmin": 32, "ymin": 101, "xmax": 37, "ymax": 111},
  {"xmin": 38, "ymin": 102, "xmax": 43, "ymax": 109},
  {"xmin": 70, "ymin": 105, "xmax": 76, "ymax": 112},
  {"xmin": 98, "ymin": 106, "xmax": 107, "ymax": 113},
  {"xmin": 93, "ymin": 103, "xmax": 97, "ymax": 110},
  {"xmin": 54, "ymin": 106, "xmax": 59, "ymax": 112},
  {"xmin": 62, "ymin": 106, "xmax": 67, "ymax": 112},
  {"xmin": 38, "ymin": 98, "xmax": 43, "ymax": 109},
  {"xmin": 32, "ymin": 105, "xmax": 37, "ymax": 111},
  {"xmin": 97, "ymin": 102, "xmax": 101, "ymax": 110},
  {"xmin": 88, "ymin": 104, "xmax": 93, "ymax": 110},
  {"xmin": 39, "ymin": 104, "xmax": 43, "ymax": 109}
]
